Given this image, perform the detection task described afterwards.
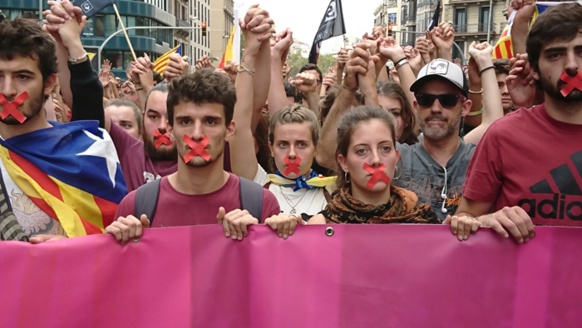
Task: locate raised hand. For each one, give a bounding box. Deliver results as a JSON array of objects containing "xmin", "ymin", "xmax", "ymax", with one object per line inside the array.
[
  {"xmin": 429, "ymin": 22, "xmax": 455, "ymax": 60},
  {"xmin": 164, "ymin": 53, "xmax": 190, "ymax": 81},
  {"xmin": 293, "ymin": 71, "xmax": 318, "ymax": 94},
  {"xmin": 506, "ymin": 53, "xmax": 537, "ymax": 108},
  {"xmin": 343, "ymin": 42, "xmax": 372, "ymax": 92},
  {"xmin": 379, "ymin": 37, "xmax": 406, "ymax": 63}
]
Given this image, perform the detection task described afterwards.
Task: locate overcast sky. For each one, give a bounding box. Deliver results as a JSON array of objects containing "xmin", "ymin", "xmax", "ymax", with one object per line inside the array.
[{"xmin": 237, "ymin": 0, "xmax": 379, "ymax": 53}]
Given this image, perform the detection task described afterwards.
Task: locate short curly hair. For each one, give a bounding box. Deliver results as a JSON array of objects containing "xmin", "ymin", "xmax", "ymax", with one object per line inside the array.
[
  {"xmin": 166, "ymin": 69, "xmax": 236, "ymax": 126},
  {"xmin": 0, "ymin": 18, "xmax": 57, "ymax": 83}
]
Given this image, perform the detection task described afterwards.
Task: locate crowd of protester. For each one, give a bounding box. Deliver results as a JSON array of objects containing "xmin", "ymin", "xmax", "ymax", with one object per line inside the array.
[{"xmin": 0, "ymin": 0, "xmax": 580, "ymax": 245}]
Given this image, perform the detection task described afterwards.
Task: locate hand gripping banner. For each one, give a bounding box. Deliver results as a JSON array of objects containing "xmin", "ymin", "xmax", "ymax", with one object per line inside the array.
[{"xmin": 1, "ymin": 225, "xmax": 581, "ymax": 327}]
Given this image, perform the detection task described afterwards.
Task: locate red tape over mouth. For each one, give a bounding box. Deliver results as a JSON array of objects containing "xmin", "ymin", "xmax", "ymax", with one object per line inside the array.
[
  {"xmin": 0, "ymin": 92, "xmax": 29, "ymax": 123},
  {"xmin": 183, "ymin": 135, "xmax": 211, "ymax": 162},
  {"xmin": 560, "ymin": 71, "xmax": 582, "ymax": 97},
  {"xmin": 153, "ymin": 130, "xmax": 172, "ymax": 148},
  {"xmin": 363, "ymin": 163, "xmax": 391, "ymax": 189},
  {"xmin": 283, "ymin": 156, "xmax": 302, "ymax": 176}
]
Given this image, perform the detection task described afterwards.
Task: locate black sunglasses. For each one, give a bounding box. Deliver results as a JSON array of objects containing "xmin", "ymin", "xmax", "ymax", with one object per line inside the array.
[{"xmin": 416, "ymin": 93, "xmax": 462, "ymax": 108}]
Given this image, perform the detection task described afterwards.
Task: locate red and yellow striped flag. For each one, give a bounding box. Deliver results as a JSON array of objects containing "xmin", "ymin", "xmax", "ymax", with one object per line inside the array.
[
  {"xmin": 0, "ymin": 121, "xmax": 127, "ymax": 237},
  {"xmin": 218, "ymin": 26, "xmax": 235, "ymax": 69},
  {"xmin": 493, "ymin": 11, "xmax": 515, "ymax": 59},
  {"xmin": 152, "ymin": 45, "xmax": 182, "ymax": 74}
]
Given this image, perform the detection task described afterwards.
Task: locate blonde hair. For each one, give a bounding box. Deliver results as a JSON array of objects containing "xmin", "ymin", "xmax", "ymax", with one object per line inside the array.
[{"xmin": 268, "ymin": 104, "xmax": 321, "ymax": 146}]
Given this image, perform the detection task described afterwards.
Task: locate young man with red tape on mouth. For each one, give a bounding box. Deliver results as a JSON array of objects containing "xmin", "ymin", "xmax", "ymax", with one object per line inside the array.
[
  {"xmin": 107, "ymin": 69, "xmax": 296, "ymax": 243},
  {"xmin": 447, "ymin": 3, "xmax": 582, "ymax": 243}
]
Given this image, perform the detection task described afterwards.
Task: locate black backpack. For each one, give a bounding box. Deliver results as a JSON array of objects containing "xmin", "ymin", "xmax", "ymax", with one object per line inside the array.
[{"xmin": 134, "ymin": 177, "xmax": 264, "ymax": 224}]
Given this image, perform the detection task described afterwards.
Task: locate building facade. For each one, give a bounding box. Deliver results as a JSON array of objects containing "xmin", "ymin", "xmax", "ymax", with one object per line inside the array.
[
  {"xmin": 209, "ymin": 0, "xmax": 234, "ymax": 63},
  {"xmin": 374, "ymin": 0, "xmax": 507, "ymax": 62},
  {"xmin": 1, "ymin": 0, "xmax": 211, "ymax": 74}
]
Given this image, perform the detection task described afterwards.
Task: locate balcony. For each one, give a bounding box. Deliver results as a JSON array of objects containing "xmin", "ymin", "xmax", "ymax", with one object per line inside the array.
[
  {"xmin": 174, "ymin": 18, "xmax": 191, "ymax": 37},
  {"xmin": 453, "ymin": 23, "xmax": 497, "ymax": 35},
  {"xmin": 450, "ymin": 0, "xmax": 501, "ymax": 4}
]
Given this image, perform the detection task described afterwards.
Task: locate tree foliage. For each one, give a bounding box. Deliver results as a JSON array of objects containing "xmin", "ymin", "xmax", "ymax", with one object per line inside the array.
[{"xmin": 285, "ymin": 49, "xmax": 337, "ymax": 79}]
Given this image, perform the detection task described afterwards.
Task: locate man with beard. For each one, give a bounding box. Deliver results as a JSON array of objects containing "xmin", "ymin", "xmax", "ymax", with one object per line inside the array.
[
  {"xmin": 447, "ymin": 3, "xmax": 582, "ymax": 242},
  {"xmin": 44, "ymin": 0, "xmax": 177, "ymax": 192},
  {"xmin": 394, "ymin": 49, "xmax": 502, "ymax": 221},
  {"xmin": 107, "ymin": 70, "xmax": 286, "ymax": 243},
  {"xmin": 0, "ymin": 18, "xmax": 126, "ymax": 241}
]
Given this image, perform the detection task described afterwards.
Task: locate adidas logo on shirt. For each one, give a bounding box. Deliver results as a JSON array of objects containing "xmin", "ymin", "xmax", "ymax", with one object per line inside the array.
[{"xmin": 517, "ymin": 151, "xmax": 582, "ymax": 221}]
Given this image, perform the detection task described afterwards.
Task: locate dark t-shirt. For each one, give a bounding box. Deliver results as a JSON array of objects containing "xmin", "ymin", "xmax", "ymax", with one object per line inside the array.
[
  {"xmin": 109, "ymin": 123, "xmax": 177, "ymax": 192},
  {"xmin": 463, "ymin": 104, "xmax": 582, "ymax": 226},
  {"xmin": 115, "ymin": 173, "xmax": 281, "ymax": 226}
]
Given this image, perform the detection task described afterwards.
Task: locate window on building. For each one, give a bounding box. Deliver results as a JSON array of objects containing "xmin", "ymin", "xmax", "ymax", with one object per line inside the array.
[
  {"xmin": 480, "ymin": 6, "xmax": 490, "ymax": 33},
  {"xmin": 454, "ymin": 8, "xmax": 466, "ymax": 32},
  {"xmin": 388, "ymin": 13, "xmax": 397, "ymax": 25},
  {"xmin": 453, "ymin": 40, "xmax": 465, "ymax": 62}
]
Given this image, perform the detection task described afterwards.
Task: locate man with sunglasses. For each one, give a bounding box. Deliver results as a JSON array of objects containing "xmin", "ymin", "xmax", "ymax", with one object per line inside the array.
[{"xmin": 394, "ymin": 58, "xmax": 476, "ymax": 221}]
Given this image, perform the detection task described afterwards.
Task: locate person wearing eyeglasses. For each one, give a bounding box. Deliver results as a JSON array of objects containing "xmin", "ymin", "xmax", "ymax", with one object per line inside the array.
[{"xmin": 395, "ymin": 42, "xmax": 504, "ymax": 221}]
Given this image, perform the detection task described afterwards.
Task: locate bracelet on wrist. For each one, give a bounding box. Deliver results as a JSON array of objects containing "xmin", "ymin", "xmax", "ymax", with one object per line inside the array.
[
  {"xmin": 468, "ymin": 88, "xmax": 483, "ymax": 94},
  {"xmin": 237, "ymin": 62, "xmax": 256, "ymax": 76},
  {"xmin": 393, "ymin": 57, "xmax": 407, "ymax": 67},
  {"xmin": 479, "ymin": 66, "xmax": 495, "ymax": 75},
  {"xmin": 341, "ymin": 83, "xmax": 357, "ymax": 93},
  {"xmin": 395, "ymin": 59, "xmax": 409, "ymax": 69},
  {"xmin": 68, "ymin": 50, "xmax": 88, "ymax": 64}
]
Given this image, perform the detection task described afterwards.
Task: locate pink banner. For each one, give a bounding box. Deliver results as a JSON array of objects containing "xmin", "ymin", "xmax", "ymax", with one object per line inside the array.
[{"xmin": 1, "ymin": 225, "xmax": 581, "ymax": 327}]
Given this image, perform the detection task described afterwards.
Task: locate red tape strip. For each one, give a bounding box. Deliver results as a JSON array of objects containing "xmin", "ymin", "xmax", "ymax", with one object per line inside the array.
[
  {"xmin": 183, "ymin": 135, "xmax": 211, "ymax": 162},
  {"xmin": 283, "ymin": 156, "xmax": 302, "ymax": 176},
  {"xmin": 560, "ymin": 71, "xmax": 582, "ymax": 97},
  {"xmin": 0, "ymin": 92, "xmax": 29, "ymax": 123},
  {"xmin": 363, "ymin": 163, "xmax": 391, "ymax": 189},
  {"xmin": 153, "ymin": 130, "xmax": 172, "ymax": 148}
]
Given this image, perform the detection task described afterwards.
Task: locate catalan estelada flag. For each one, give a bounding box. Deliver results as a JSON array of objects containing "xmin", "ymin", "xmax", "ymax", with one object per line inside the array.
[
  {"xmin": 493, "ymin": 11, "xmax": 516, "ymax": 59},
  {"xmin": 218, "ymin": 26, "xmax": 235, "ymax": 69},
  {"xmin": 0, "ymin": 121, "xmax": 127, "ymax": 237},
  {"xmin": 152, "ymin": 45, "xmax": 182, "ymax": 75},
  {"xmin": 493, "ymin": 2, "xmax": 579, "ymax": 59}
]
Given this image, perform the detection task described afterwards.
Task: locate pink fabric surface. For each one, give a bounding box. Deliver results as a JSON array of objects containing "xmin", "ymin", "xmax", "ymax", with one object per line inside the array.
[{"xmin": 1, "ymin": 225, "xmax": 581, "ymax": 328}]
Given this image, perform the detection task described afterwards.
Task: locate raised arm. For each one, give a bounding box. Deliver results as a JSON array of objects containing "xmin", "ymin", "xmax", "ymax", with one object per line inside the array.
[
  {"xmin": 315, "ymin": 43, "xmax": 370, "ymax": 170},
  {"xmin": 268, "ymin": 28, "xmax": 294, "ymax": 115},
  {"xmin": 230, "ymin": 5, "xmax": 272, "ymax": 180},
  {"xmin": 429, "ymin": 22, "xmax": 454, "ymax": 61},
  {"xmin": 463, "ymin": 42, "xmax": 504, "ymax": 145},
  {"xmin": 378, "ymin": 37, "xmax": 417, "ymax": 109}
]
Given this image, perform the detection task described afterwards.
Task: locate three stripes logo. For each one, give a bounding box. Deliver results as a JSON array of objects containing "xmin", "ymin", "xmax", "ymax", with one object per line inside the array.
[{"xmin": 518, "ymin": 150, "xmax": 582, "ymax": 221}]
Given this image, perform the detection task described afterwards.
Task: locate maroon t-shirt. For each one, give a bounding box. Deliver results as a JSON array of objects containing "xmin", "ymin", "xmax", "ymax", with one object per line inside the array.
[
  {"xmin": 109, "ymin": 123, "xmax": 177, "ymax": 192},
  {"xmin": 463, "ymin": 104, "xmax": 582, "ymax": 226},
  {"xmin": 115, "ymin": 173, "xmax": 281, "ymax": 226}
]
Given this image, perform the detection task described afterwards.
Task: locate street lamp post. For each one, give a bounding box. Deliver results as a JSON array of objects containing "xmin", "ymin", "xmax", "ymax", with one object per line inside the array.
[{"xmin": 97, "ymin": 25, "xmax": 201, "ymax": 72}]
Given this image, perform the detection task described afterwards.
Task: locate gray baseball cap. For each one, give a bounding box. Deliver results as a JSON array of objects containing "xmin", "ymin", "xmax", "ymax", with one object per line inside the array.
[{"xmin": 410, "ymin": 59, "xmax": 468, "ymax": 96}]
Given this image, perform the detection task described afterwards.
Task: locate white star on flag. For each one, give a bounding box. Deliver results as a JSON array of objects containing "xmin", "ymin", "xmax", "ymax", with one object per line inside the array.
[{"xmin": 76, "ymin": 129, "xmax": 120, "ymax": 187}]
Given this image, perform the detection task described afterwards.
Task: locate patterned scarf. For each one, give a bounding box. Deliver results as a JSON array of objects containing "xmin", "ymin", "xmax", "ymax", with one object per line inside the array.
[
  {"xmin": 268, "ymin": 171, "xmax": 337, "ymax": 191},
  {"xmin": 322, "ymin": 185, "xmax": 438, "ymax": 224}
]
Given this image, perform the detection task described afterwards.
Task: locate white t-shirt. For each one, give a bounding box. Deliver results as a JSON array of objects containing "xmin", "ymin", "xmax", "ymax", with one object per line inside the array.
[
  {"xmin": 253, "ymin": 164, "xmax": 328, "ymax": 216},
  {"xmin": 0, "ymin": 159, "xmax": 65, "ymax": 237}
]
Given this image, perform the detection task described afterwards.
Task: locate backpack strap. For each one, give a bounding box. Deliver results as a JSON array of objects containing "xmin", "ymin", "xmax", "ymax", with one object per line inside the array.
[
  {"xmin": 134, "ymin": 178, "xmax": 162, "ymax": 225},
  {"xmin": 239, "ymin": 177, "xmax": 263, "ymax": 223}
]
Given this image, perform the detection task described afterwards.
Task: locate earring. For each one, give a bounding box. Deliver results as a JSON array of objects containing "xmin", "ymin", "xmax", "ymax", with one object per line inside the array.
[
  {"xmin": 344, "ymin": 172, "xmax": 350, "ymax": 183},
  {"xmin": 393, "ymin": 165, "xmax": 401, "ymax": 180}
]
